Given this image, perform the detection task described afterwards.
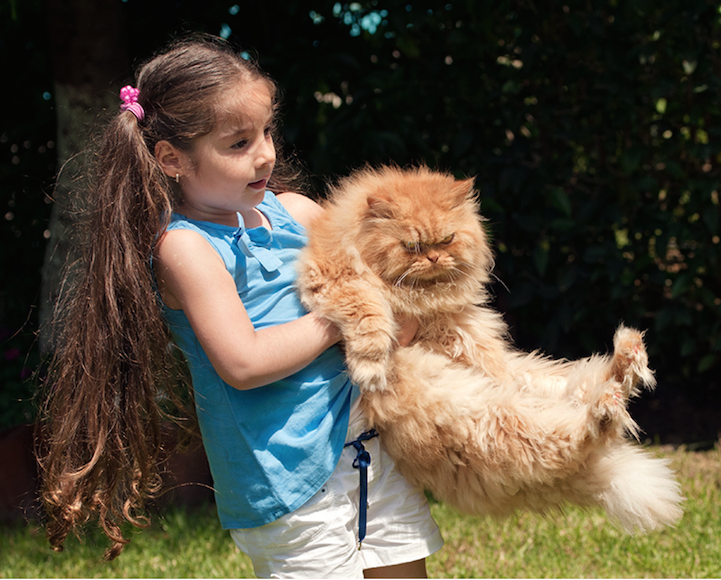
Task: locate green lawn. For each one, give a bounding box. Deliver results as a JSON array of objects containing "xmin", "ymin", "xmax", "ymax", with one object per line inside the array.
[{"xmin": 1, "ymin": 445, "xmax": 719, "ymax": 578}]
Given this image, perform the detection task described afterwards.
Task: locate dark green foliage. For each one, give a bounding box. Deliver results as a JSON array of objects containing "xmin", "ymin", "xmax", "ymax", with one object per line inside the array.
[
  {"xmin": 2, "ymin": 0, "xmax": 719, "ymax": 437},
  {"xmin": 1, "ymin": 0, "xmax": 56, "ymax": 427}
]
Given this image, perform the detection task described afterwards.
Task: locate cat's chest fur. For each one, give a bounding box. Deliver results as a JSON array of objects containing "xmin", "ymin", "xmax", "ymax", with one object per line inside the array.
[{"xmin": 381, "ymin": 273, "xmax": 483, "ymax": 317}]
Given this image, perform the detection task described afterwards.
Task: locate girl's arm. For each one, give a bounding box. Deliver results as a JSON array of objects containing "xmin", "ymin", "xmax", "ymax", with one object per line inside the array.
[
  {"xmin": 154, "ymin": 227, "xmax": 340, "ymax": 391},
  {"xmin": 155, "ymin": 194, "xmax": 416, "ymax": 390}
]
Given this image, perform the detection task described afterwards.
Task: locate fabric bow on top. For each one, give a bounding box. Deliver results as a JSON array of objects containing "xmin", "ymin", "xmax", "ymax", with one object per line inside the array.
[{"xmin": 233, "ymin": 212, "xmax": 283, "ymax": 274}]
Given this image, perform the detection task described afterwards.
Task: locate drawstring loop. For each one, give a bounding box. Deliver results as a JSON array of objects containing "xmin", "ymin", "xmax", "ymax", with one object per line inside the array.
[{"xmin": 344, "ymin": 428, "xmax": 379, "ymax": 549}]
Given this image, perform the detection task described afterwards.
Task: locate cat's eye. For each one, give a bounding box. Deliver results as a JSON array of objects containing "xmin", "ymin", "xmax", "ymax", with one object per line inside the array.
[
  {"xmin": 402, "ymin": 241, "xmax": 420, "ymax": 252},
  {"xmin": 439, "ymin": 234, "xmax": 455, "ymax": 245}
]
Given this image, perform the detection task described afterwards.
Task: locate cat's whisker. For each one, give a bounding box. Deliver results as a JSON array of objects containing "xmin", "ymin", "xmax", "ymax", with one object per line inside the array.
[
  {"xmin": 408, "ymin": 270, "xmax": 421, "ymax": 290},
  {"xmin": 447, "ymin": 265, "xmax": 476, "ymax": 285},
  {"xmin": 491, "ymin": 272, "xmax": 510, "ymax": 294},
  {"xmin": 394, "ymin": 269, "xmax": 414, "ymax": 287},
  {"xmin": 452, "ymin": 271, "xmax": 469, "ymax": 284}
]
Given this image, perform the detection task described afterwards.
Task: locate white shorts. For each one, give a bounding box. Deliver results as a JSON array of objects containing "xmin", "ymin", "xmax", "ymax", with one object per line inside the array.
[{"xmin": 230, "ymin": 399, "xmax": 444, "ymax": 579}]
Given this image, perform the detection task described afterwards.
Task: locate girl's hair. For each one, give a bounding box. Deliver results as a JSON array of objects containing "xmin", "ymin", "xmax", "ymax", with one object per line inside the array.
[{"xmin": 39, "ymin": 34, "xmax": 301, "ymax": 560}]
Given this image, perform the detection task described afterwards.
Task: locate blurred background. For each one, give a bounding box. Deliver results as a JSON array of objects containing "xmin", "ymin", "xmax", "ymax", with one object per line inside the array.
[{"xmin": 1, "ymin": 0, "xmax": 720, "ymax": 515}]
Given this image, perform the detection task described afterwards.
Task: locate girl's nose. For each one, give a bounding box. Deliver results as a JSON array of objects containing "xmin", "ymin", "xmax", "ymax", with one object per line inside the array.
[{"xmin": 257, "ymin": 136, "xmax": 276, "ymax": 167}]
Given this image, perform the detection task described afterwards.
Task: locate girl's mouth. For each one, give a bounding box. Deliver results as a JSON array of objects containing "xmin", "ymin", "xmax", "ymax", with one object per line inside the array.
[{"xmin": 248, "ymin": 178, "xmax": 268, "ymax": 190}]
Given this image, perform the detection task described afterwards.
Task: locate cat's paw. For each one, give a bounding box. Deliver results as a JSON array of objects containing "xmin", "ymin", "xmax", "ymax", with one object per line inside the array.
[
  {"xmin": 345, "ymin": 316, "xmax": 396, "ymax": 392},
  {"xmin": 589, "ymin": 389, "xmax": 634, "ymax": 437},
  {"xmin": 346, "ymin": 356, "xmax": 393, "ymax": 392},
  {"xmin": 610, "ymin": 326, "xmax": 656, "ymax": 398},
  {"xmin": 347, "ymin": 315, "xmax": 396, "ymax": 356},
  {"xmin": 296, "ymin": 265, "xmax": 329, "ymax": 312},
  {"xmin": 585, "ymin": 326, "xmax": 654, "ymax": 439}
]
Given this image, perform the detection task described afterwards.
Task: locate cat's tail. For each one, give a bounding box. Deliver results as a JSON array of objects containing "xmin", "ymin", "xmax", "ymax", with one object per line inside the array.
[{"xmin": 594, "ymin": 443, "xmax": 684, "ymax": 532}]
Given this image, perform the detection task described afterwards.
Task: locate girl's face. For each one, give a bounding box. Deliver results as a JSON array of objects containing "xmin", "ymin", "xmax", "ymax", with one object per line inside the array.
[{"xmin": 175, "ymin": 79, "xmax": 277, "ymax": 226}]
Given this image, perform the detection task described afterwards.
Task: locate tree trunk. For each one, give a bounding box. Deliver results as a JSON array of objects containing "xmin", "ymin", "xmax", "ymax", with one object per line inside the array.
[{"xmin": 40, "ymin": 0, "xmax": 130, "ymax": 352}]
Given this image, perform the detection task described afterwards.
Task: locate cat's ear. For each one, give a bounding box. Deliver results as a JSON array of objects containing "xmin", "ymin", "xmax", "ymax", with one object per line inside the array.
[
  {"xmin": 450, "ymin": 177, "xmax": 478, "ymax": 206},
  {"xmin": 367, "ymin": 195, "xmax": 395, "ymax": 219}
]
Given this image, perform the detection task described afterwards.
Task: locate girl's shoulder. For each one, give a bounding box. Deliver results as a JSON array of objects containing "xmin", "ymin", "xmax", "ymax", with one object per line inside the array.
[
  {"xmin": 153, "ymin": 226, "xmax": 228, "ymax": 310},
  {"xmin": 273, "ymin": 191, "xmax": 325, "ymax": 230},
  {"xmin": 155, "ymin": 226, "xmax": 226, "ymax": 269}
]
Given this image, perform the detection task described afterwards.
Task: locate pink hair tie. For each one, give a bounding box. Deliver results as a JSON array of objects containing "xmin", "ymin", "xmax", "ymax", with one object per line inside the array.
[{"xmin": 119, "ymin": 85, "xmax": 145, "ymax": 121}]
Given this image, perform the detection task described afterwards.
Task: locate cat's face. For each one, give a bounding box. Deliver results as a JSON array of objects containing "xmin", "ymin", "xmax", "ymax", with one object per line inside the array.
[{"xmin": 353, "ymin": 167, "xmax": 493, "ymax": 288}]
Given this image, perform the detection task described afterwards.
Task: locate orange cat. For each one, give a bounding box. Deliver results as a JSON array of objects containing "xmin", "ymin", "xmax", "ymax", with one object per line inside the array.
[{"xmin": 297, "ymin": 165, "xmax": 683, "ymax": 532}]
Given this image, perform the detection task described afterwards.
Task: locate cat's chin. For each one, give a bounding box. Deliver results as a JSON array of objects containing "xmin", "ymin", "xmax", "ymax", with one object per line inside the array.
[{"xmin": 391, "ymin": 272, "xmax": 456, "ymax": 288}]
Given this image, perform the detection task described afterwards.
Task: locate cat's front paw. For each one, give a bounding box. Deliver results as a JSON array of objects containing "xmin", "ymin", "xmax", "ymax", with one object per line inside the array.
[
  {"xmin": 345, "ymin": 316, "xmax": 396, "ymax": 392},
  {"xmin": 610, "ymin": 326, "xmax": 656, "ymax": 399},
  {"xmin": 346, "ymin": 355, "xmax": 393, "ymax": 392},
  {"xmin": 296, "ymin": 264, "xmax": 329, "ymax": 312}
]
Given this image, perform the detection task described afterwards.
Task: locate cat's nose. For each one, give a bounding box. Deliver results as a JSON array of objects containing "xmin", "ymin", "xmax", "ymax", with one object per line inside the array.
[{"xmin": 427, "ymin": 252, "xmax": 440, "ymax": 263}]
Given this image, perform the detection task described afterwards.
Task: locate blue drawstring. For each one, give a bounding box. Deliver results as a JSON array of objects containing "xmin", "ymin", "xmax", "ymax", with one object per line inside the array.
[{"xmin": 344, "ymin": 428, "xmax": 379, "ymax": 549}]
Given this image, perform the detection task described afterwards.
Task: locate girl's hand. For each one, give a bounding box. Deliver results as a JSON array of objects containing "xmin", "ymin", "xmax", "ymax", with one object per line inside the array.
[{"xmin": 396, "ymin": 314, "xmax": 420, "ymax": 347}]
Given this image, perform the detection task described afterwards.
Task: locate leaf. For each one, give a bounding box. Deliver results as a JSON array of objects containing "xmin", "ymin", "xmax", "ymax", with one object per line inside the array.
[
  {"xmin": 556, "ymin": 265, "xmax": 577, "ymax": 292},
  {"xmin": 698, "ymin": 354, "xmax": 717, "ymax": 373},
  {"xmin": 452, "ymin": 129, "xmax": 475, "ymax": 158},
  {"xmin": 507, "ymin": 282, "xmax": 535, "ymax": 309},
  {"xmin": 584, "ymin": 245, "xmax": 608, "ymax": 263},
  {"xmin": 549, "ymin": 187, "xmax": 572, "ymax": 217},
  {"xmin": 671, "ymin": 273, "xmax": 693, "ymax": 298},
  {"xmin": 654, "ymin": 308, "xmax": 674, "ymax": 332},
  {"xmin": 533, "ymin": 240, "xmax": 550, "ymax": 276},
  {"xmin": 397, "ymin": 35, "xmax": 420, "ymax": 58},
  {"xmin": 621, "ymin": 147, "xmax": 643, "ymax": 173},
  {"xmin": 502, "ymin": 80, "xmax": 520, "ymax": 94},
  {"xmin": 681, "ymin": 337, "xmax": 696, "ymax": 357},
  {"xmin": 702, "ymin": 206, "xmax": 719, "ymax": 234}
]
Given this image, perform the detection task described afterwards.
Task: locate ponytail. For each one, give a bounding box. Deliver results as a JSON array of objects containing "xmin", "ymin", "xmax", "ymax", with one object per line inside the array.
[{"xmin": 39, "ymin": 110, "xmax": 190, "ymax": 561}]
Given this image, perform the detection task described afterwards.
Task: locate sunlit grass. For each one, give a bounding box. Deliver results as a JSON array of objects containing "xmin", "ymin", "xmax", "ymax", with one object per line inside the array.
[
  {"xmin": 429, "ymin": 445, "xmax": 721, "ymax": 578},
  {"xmin": 1, "ymin": 445, "xmax": 719, "ymax": 578},
  {"xmin": 0, "ymin": 505, "xmax": 255, "ymax": 578}
]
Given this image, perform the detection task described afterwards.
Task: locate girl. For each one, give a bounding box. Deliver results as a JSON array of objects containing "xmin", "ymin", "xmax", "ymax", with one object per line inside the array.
[{"xmin": 39, "ymin": 35, "xmax": 443, "ymax": 578}]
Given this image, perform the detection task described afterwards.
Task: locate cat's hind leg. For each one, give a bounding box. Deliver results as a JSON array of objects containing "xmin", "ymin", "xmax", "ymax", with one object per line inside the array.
[
  {"xmin": 609, "ymin": 325, "xmax": 656, "ymax": 397},
  {"xmin": 561, "ymin": 326, "xmax": 655, "ymax": 440}
]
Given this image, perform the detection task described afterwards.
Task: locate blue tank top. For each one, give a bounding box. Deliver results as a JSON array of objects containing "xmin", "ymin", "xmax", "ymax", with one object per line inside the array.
[{"xmin": 161, "ymin": 191, "xmax": 354, "ymax": 529}]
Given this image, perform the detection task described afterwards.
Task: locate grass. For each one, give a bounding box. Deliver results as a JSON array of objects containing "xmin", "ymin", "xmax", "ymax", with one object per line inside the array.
[
  {"xmin": 1, "ymin": 445, "xmax": 720, "ymax": 578},
  {"xmin": 0, "ymin": 506, "xmax": 255, "ymax": 578}
]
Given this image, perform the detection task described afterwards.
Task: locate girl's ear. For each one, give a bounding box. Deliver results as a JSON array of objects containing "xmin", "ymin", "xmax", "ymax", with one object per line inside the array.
[{"xmin": 154, "ymin": 140, "xmax": 187, "ymax": 179}]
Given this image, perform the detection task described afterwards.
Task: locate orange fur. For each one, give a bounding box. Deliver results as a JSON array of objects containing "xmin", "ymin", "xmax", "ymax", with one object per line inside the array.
[{"xmin": 297, "ymin": 165, "xmax": 683, "ymax": 532}]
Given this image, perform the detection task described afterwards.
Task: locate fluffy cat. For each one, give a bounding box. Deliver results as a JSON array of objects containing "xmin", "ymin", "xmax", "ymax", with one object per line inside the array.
[{"xmin": 297, "ymin": 165, "xmax": 683, "ymax": 532}]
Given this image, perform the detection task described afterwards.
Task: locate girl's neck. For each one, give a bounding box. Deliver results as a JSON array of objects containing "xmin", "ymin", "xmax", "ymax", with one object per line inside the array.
[
  {"xmin": 243, "ymin": 207, "xmax": 271, "ymax": 230},
  {"xmin": 175, "ymin": 204, "xmax": 271, "ymax": 230}
]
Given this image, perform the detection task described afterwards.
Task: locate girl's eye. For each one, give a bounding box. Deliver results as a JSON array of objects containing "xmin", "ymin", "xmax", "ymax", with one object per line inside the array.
[
  {"xmin": 439, "ymin": 234, "xmax": 455, "ymax": 245},
  {"xmin": 232, "ymin": 139, "xmax": 248, "ymax": 149},
  {"xmin": 264, "ymin": 125, "xmax": 273, "ymax": 137}
]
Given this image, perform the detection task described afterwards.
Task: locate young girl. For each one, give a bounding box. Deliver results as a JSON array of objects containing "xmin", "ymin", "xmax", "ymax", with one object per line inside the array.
[{"xmin": 39, "ymin": 35, "xmax": 443, "ymax": 578}]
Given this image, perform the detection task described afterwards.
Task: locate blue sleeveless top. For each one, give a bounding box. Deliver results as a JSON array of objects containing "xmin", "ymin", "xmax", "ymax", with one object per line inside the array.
[{"xmin": 161, "ymin": 191, "xmax": 354, "ymax": 529}]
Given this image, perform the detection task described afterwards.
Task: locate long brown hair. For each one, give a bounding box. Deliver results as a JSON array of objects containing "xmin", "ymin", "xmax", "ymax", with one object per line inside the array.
[{"xmin": 38, "ymin": 34, "xmax": 301, "ymax": 560}]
